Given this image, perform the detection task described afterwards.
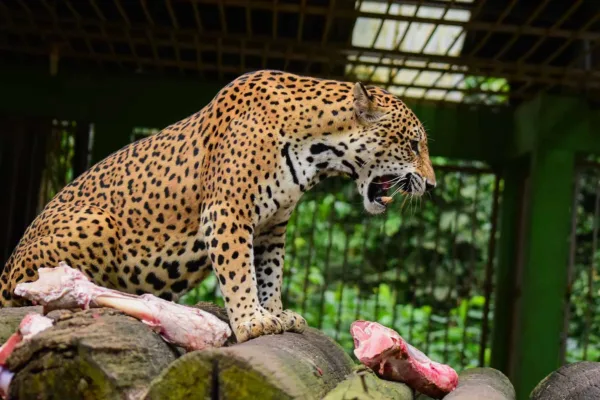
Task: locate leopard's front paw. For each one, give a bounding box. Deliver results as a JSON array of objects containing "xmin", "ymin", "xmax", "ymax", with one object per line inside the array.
[
  {"xmin": 234, "ymin": 311, "xmax": 284, "ymax": 343},
  {"xmin": 277, "ymin": 309, "xmax": 307, "ymax": 333}
]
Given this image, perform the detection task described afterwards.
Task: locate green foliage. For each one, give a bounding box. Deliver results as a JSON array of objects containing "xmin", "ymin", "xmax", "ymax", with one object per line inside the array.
[
  {"xmin": 463, "ymin": 76, "xmax": 509, "ymax": 105},
  {"xmin": 37, "ymin": 120, "xmax": 77, "ymax": 212}
]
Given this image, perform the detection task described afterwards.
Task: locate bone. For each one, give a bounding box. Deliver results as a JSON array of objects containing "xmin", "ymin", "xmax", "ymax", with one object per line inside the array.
[
  {"xmin": 0, "ymin": 313, "xmax": 54, "ymax": 399},
  {"xmin": 351, "ymin": 320, "xmax": 458, "ymax": 399},
  {"xmin": 0, "ymin": 370, "xmax": 12, "ymax": 400},
  {"xmin": 14, "ymin": 262, "xmax": 232, "ymax": 351}
]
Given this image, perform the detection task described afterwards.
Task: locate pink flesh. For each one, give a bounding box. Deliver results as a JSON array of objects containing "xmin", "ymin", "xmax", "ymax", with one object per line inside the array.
[
  {"xmin": 351, "ymin": 321, "xmax": 458, "ymax": 399},
  {"xmin": 0, "ymin": 335, "xmax": 21, "ymax": 367},
  {"xmin": 0, "ymin": 313, "xmax": 53, "ymax": 400},
  {"xmin": 18, "ymin": 314, "xmax": 54, "ymax": 340},
  {"xmin": 15, "ymin": 262, "xmax": 232, "ymax": 350},
  {"xmin": 0, "ymin": 314, "xmax": 53, "ymax": 366}
]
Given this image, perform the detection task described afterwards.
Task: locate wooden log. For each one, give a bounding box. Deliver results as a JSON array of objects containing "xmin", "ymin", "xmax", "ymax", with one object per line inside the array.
[
  {"xmin": 145, "ymin": 325, "xmax": 355, "ymax": 400},
  {"xmin": 416, "ymin": 367, "xmax": 515, "ymax": 400},
  {"xmin": 530, "ymin": 361, "xmax": 600, "ymax": 400},
  {"xmin": 322, "ymin": 368, "xmax": 413, "ymax": 400},
  {"xmin": 5, "ymin": 308, "xmax": 180, "ymax": 400}
]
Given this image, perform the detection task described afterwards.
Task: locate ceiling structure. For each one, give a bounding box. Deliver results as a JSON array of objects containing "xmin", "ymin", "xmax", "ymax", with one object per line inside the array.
[{"xmin": 0, "ymin": 0, "xmax": 599, "ymax": 107}]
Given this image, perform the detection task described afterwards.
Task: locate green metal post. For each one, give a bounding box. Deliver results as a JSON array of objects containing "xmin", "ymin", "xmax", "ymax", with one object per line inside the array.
[
  {"xmin": 497, "ymin": 94, "xmax": 588, "ymax": 399},
  {"xmin": 514, "ymin": 147, "xmax": 574, "ymax": 398},
  {"xmin": 490, "ymin": 157, "xmax": 527, "ymax": 374}
]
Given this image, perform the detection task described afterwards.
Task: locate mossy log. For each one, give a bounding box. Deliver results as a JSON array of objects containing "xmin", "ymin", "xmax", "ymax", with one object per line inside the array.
[
  {"xmin": 322, "ymin": 368, "xmax": 413, "ymax": 400},
  {"xmin": 416, "ymin": 367, "xmax": 515, "ymax": 400},
  {"xmin": 530, "ymin": 361, "xmax": 600, "ymax": 400},
  {"xmin": 4, "ymin": 307, "xmax": 180, "ymax": 400},
  {"xmin": 145, "ymin": 325, "xmax": 355, "ymax": 399}
]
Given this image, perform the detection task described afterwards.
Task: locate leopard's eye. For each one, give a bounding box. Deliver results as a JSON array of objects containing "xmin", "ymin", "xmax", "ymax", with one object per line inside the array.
[{"xmin": 410, "ymin": 140, "xmax": 420, "ymax": 155}]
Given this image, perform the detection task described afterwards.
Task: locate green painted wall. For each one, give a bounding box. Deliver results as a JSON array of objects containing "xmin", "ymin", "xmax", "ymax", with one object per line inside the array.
[
  {"xmin": 510, "ymin": 94, "xmax": 600, "ymax": 157},
  {"xmin": 0, "ymin": 65, "xmax": 514, "ymax": 164},
  {"xmin": 0, "ymin": 65, "xmax": 223, "ymax": 164}
]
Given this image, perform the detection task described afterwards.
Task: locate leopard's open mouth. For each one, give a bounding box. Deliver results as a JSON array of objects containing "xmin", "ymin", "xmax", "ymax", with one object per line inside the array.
[{"xmin": 367, "ymin": 175, "xmax": 411, "ymax": 207}]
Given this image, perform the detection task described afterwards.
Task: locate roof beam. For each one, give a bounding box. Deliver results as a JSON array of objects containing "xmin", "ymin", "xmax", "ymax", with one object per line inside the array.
[
  {"xmin": 190, "ymin": 0, "xmax": 600, "ymax": 41},
  {"xmin": 2, "ymin": 23, "xmax": 599, "ymax": 91}
]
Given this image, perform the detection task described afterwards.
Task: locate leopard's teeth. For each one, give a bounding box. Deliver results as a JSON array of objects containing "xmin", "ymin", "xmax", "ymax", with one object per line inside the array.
[{"xmin": 375, "ymin": 196, "xmax": 393, "ymax": 206}]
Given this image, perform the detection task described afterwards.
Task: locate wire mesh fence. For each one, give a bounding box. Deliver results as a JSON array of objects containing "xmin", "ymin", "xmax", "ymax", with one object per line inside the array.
[
  {"xmin": 0, "ymin": 117, "xmax": 92, "ymax": 268},
  {"xmin": 36, "ymin": 120, "xmax": 78, "ymax": 214},
  {"xmin": 564, "ymin": 159, "xmax": 600, "ymax": 364},
  {"xmin": 182, "ymin": 160, "xmax": 502, "ymax": 371}
]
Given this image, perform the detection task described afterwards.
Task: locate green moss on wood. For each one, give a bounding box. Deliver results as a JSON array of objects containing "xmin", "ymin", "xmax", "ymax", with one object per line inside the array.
[
  {"xmin": 145, "ymin": 351, "xmax": 213, "ymax": 400},
  {"xmin": 217, "ymin": 355, "xmax": 292, "ymax": 400},
  {"xmin": 147, "ymin": 328, "xmax": 354, "ymax": 400},
  {"xmin": 323, "ymin": 369, "xmax": 413, "ymax": 400},
  {"xmin": 14, "ymin": 355, "xmax": 120, "ymax": 400}
]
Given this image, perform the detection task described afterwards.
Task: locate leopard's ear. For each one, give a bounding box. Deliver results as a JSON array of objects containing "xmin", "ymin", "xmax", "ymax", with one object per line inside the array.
[{"xmin": 353, "ymin": 82, "xmax": 384, "ymax": 125}]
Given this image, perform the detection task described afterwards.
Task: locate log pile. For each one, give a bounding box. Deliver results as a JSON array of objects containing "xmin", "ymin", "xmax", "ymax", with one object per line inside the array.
[
  {"xmin": 0, "ymin": 304, "xmax": 522, "ymax": 400},
  {"xmin": 1, "ymin": 304, "xmax": 356, "ymax": 400}
]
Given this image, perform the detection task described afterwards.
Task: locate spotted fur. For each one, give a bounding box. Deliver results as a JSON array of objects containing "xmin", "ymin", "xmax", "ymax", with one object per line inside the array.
[{"xmin": 0, "ymin": 70, "xmax": 436, "ymax": 342}]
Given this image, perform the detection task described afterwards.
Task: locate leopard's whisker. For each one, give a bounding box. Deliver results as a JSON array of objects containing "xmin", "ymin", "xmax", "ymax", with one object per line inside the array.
[
  {"xmin": 400, "ymin": 195, "xmax": 409, "ymax": 212},
  {"xmin": 373, "ymin": 176, "xmax": 403, "ymax": 185}
]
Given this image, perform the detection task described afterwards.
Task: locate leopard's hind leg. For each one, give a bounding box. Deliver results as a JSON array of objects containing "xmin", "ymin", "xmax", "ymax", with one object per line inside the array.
[{"xmin": 0, "ymin": 205, "xmax": 121, "ymax": 307}]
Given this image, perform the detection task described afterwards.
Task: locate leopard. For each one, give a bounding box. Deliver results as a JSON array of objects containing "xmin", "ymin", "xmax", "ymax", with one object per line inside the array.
[{"xmin": 0, "ymin": 70, "xmax": 436, "ymax": 343}]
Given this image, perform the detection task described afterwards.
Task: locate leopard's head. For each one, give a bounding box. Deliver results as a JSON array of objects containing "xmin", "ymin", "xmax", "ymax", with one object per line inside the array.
[{"xmin": 351, "ymin": 83, "xmax": 436, "ymax": 215}]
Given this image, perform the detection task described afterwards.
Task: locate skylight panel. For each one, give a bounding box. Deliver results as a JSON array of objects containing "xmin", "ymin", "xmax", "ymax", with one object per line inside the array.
[{"xmin": 349, "ymin": 0, "xmax": 508, "ymax": 104}]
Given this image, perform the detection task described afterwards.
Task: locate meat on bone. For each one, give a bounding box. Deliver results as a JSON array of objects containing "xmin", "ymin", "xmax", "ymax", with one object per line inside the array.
[
  {"xmin": 14, "ymin": 262, "xmax": 232, "ymax": 351},
  {"xmin": 0, "ymin": 313, "xmax": 54, "ymax": 399},
  {"xmin": 351, "ymin": 320, "xmax": 458, "ymax": 399}
]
